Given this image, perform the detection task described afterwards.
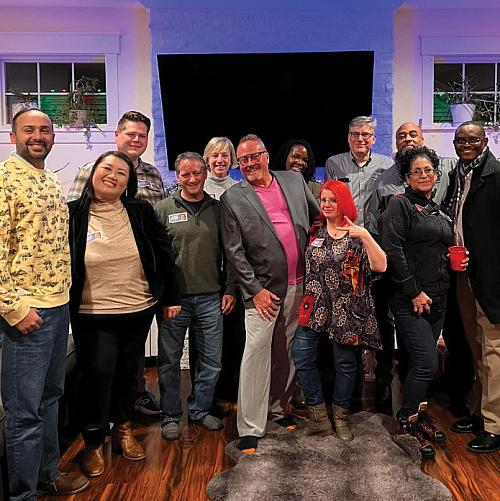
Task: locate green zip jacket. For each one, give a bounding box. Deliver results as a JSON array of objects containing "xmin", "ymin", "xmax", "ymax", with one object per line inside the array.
[{"xmin": 155, "ymin": 191, "xmax": 236, "ymax": 297}]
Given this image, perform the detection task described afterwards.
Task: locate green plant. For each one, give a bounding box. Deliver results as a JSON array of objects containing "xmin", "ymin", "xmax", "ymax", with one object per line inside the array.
[
  {"xmin": 54, "ymin": 76, "xmax": 102, "ymax": 139},
  {"xmin": 438, "ymin": 77, "xmax": 476, "ymax": 106}
]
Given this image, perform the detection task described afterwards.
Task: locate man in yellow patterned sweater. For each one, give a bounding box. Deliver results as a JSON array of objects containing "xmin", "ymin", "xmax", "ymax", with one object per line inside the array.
[{"xmin": 0, "ymin": 109, "xmax": 88, "ymax": 500}]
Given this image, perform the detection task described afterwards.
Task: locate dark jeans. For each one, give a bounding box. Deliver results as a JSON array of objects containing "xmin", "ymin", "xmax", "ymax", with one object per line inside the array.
[
  {"xmin": 1, "ymin": 304, "xmax": 69, "ymax": 501},
  {"xmin": 391, "ymin": 292, "xmax": 446, "ymax": 415},
  {"xmin": 292, "ymin": 326, "xmax": 358, "ymax": 409},
  {"xmin": 158, "ymin": 293, "xmax": 223, "ymax": 423},
  {"xmin": 71, "ymin": 307, "xmax": 155, "ymax": 445}
]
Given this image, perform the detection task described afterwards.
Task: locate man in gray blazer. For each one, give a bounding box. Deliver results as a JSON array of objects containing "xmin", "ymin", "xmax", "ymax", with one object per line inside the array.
[{"xmin": 220, "ymin": 134, "xmax": 319, "ymax": 453}]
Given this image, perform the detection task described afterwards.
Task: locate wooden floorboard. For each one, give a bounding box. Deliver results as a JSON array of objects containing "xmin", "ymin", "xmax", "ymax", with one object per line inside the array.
[{"xmin": 39, "ymin": 369, "xmax": 500, "ymax": 501}]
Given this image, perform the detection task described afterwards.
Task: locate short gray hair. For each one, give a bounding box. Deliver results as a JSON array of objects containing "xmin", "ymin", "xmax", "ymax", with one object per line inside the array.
[
  {"xmin": 203, "ymin": 137, "xmax": 237, "ymax": 167},
  {"xmin": 349, "ymin": 115, "xmax": 377, "ymax": 132},
  {"xmin": 238, "ymin": 133, "xmax": 266, "ymax": 149},
  {"xmin": 174, "ymin": 151, "xmax": 206, "ymax": 173}
]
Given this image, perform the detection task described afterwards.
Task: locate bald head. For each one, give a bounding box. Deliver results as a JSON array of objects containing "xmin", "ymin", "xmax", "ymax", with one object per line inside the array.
[
  {"xmin": 395, "ymin": 122, "xmax": 424, "ymax": 154},
  {"xmin": 10, "ymin": 109, "xmax": 55, "ymax": 169}
]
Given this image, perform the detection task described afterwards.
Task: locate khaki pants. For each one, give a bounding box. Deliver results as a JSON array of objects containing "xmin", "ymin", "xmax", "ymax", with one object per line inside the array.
[
  {"xmin": 475, "ymin": 301, "xmax": 500, "ymax": 434},
  {"xmin": 237, "ymin": 283, "xmax": 302, "ymax": 437}
]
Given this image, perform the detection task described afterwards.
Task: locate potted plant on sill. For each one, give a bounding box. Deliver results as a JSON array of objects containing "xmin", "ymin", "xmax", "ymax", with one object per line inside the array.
[
  {"xmin": 54, "ymin": 76, "xmax": 102, "ymax": 140},
  {"xmin": 440, "ymin": 77, "xmax": 477, "ymax": 126},
  {"xmin": 8, "ymin": 88, "xmax": 38, "ymax": 119}
]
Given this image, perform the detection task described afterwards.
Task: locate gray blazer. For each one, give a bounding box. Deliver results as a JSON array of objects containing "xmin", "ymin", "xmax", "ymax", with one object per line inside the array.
[{"xmin": 220, "ymin": 171, "xmax": 320, "ymax": 307}]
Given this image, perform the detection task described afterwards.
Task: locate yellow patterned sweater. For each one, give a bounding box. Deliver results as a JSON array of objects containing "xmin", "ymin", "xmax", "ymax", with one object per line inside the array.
[{"xmin": 0, "ymin": 154, "xmax": 70, "ymax": 326}]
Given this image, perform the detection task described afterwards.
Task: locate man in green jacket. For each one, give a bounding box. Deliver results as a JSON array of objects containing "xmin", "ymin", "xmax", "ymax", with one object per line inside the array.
[{"xmin": 155, "ymin": 152, "xmax": 236, "ymax": 441}]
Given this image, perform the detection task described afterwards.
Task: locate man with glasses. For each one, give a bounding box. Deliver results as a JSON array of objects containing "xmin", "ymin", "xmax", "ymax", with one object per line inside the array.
[
  {"xmin": 68, "ymin": 111, "xmax": 166, "ymax": 417},
  {"xmin": 442, "ymin": 121, "xmax": 500, "ymax": 454},
  {"xmin": 325, "ymin": 116, "xmax": 392, "ymax": 227},
  {"xmin": 220, "ymin": 134, "xmax": 319, "ymax": 453}
]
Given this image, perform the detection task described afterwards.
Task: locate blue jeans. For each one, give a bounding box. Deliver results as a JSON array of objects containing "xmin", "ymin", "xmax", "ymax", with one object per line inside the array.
[
  {"xmin": 391, "ymin": 292, "xmax": 446, "ymax": 415},
  {"xmin": 292, "ymin": 326, "xmax": 359, "ymax": 408},
  {"xmin": 158, "ymin": 293, "xmax": 222, "ymax": 423},
  {"xmin": 0, "ymin": 304, "xmax": 69, "ymax": 501}
]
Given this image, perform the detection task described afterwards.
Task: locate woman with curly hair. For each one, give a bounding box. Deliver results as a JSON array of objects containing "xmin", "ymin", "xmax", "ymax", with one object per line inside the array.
[
  {"xmin": 274, "ymin": 139, "xmax": 321, "ymax": 201},
  {"xmin": 292, "ymin": 180, "xmax": 386, "ymax": 441},
  {"xmin": 379, "ymin": 146, "xmax": 458, "ymax": 459}
]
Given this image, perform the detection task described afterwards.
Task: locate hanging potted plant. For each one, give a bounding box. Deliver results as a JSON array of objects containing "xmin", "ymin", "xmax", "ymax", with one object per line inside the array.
[
  {"xmin": 440, "ymin": 77, "xmax": 477, "ymax": 126},
  {"xmin": 8, "ymin": 88, "xmax": 38, "ymax": 119},
  {"xmin": 54, "ymin": 76, "xmax": 102, "ymax": 139}
]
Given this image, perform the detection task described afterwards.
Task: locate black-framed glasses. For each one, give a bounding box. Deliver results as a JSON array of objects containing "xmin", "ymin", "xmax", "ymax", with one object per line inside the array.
[
  {"xmin": 453, "ymin": 137, "xmax": 483, "ymax": 145},
  {"xmin": 237, "ymin": 150, "xmax": 267, "ymax": 165},
  {"xmin": 408, "ymin": 167, "xmax": 436, "ymax": 177},
  {"xmin": 349, "ymin": 132, "xmax": 374, "ymax": 140}
]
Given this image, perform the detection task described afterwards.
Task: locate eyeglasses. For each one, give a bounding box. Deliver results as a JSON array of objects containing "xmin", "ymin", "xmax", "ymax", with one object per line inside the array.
[
  {"xmin": 408, "ymin": 168, "xmax": 436, "ymax": 177},
  {"xmin": 349, "ymin": 132, "xmax": 374, "ymax": 140},
  {"xmin": 237, "ymin": 151, "xmax": 267, "ymax": 165},
  {"xmin": 453, "ymin": 137, "xmax": 483, "ymax": 145}
]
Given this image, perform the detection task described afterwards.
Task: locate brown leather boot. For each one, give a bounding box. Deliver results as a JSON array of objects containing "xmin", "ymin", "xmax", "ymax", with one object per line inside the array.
[
  {"xmin": 81, "ymin": 444, "xmax": 104, "ymax": 477},
  {"xmin": 304, "ymin": 403, "xmax": 333, "ymax": 436},
  {"xmin": 332, "ymin": 404, "xmax": 354, "ymax": 442},
  {"xmin": 112, "ymin": 421, "xmax": 145, "ymax": 460}
]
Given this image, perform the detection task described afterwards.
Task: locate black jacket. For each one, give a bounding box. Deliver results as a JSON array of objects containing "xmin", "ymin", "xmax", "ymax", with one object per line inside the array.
[
  {"xmin": 379, "ymin": 187, "xmax": 453, "ymax": 298},
  {"xmin": 68, "ymin": 196, "xmax": 181, "ymax": 316},
  {"xmin": 443, "ymin": 150, "xmax": 500, "ymax": 323}
]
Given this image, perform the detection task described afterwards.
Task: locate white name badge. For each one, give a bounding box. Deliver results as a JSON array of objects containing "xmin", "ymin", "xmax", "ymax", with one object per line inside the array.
[
  {"xmin": 138, "ymin": 180, "xmax": 153, "ymax": 189},
  {"xmin": 310, "ymin": 237, "xmax": 325, "ymax": 248},
  {"xmin": 87, "ymin": 231, "xmax": 103, "ymax": 243},
  {"xmin": 169, "ymin": 212, "xmax": 188, "ymax": 224}
]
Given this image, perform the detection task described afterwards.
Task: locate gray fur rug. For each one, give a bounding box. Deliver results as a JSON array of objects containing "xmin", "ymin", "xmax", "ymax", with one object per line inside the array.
[{"xmin": 206, "ymin": 412, "xmax": 451, "ymax": 501}]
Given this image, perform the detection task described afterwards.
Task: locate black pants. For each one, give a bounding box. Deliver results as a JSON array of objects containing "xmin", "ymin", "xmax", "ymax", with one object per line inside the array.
[
  {"xmin": 391, "ymin": 292, "xmax": 446, "ymax": 414},
  {"xmin": 71, "ymin": 307, "xmax": 155, "ymax": 445}
]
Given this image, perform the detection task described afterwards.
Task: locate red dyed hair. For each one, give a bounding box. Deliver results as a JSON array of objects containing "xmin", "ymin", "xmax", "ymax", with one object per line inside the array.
[{"xmin": 320, "ymin": 180, "xmax": 358, "ymax": 223}]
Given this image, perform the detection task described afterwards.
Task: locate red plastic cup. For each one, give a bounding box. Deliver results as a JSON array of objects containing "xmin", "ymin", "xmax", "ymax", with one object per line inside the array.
[{"xmin": 449, "ymin": 246, "xmax": 467, "ymax": 272}]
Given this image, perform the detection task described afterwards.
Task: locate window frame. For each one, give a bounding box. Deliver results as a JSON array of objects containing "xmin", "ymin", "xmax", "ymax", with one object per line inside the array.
[{"xmin": 0, "ymin": 32, "xmax": 120, "ymax": 132}]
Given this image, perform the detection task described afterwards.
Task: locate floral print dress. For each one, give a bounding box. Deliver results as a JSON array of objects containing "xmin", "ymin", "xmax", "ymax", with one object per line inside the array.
[{"xmin": 302, "ymin": 225, "xmax": 381, "ymax": 350}]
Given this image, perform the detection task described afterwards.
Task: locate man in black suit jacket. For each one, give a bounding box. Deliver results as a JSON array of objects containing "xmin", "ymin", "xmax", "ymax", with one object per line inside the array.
[
  {"xmin": 221, "ymin": 134, "xmax": 319, "ymax": 452},
  {"xmin": 443, "ymin": 121, "xmax": 500, "ymax": 454}
]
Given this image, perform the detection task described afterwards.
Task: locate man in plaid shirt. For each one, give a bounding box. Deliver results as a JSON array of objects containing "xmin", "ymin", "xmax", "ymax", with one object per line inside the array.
[
  {"xmin": 67, "ymin": 110, "xmax": 166, "ymax": 416},
  {"xmin": 67, "ymin": 110, "xmax": 165, "ymax": 205}
]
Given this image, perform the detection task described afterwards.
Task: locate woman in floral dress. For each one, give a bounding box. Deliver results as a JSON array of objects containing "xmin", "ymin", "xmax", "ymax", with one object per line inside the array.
[{"xmin": 292, "ymin": 180, "xmax": 387, "ymax": 441}]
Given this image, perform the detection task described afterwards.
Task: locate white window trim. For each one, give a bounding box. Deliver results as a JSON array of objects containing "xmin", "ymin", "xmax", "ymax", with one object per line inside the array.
[
  {"xmin": 421, "ymin": 36, "xmax": 500, "ymax": 130},
  {"xmin": 0, "ymin": 32, "xmax": 120, "ymax": 134}
]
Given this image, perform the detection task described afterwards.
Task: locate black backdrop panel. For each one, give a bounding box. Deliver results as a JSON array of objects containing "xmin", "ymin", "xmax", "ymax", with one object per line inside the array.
[{"xmin": 157, "ymin": 51, "xmax": 374, "ymax": 169}]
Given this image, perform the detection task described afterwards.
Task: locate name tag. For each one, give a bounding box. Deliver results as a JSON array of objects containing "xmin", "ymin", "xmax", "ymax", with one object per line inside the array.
[
  {"xmin": 87, "ymin": 231, "xmax": 103, "ymax": 243},
  {"xmin": 310, "ymin": 237, "xmax": 325, "ymax": 248},
  {"xmin": 138, "ymin": 180, "xmax": 153, "ymax": 189},
  {"xmin": 169, "ymin": 212, "xmax": 188, "ymax": 224}
]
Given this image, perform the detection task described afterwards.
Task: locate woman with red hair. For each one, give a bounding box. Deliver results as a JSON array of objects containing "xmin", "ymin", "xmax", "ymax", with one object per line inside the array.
[{"xmin": 292, "ymin": 180, "xmax": 387, "ymax": 440}]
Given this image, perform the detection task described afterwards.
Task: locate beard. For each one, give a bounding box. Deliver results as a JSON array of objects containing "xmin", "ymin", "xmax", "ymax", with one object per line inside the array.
[{"xmin": 16, "ymin": 140, "xmax": 52, "ymax": 164}]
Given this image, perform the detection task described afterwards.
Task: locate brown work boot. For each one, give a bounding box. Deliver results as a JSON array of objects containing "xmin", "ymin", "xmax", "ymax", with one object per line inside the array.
[
  {"xmin": 81, "ymin": 444, "xmax": 105, "ymax": 477},
  {"xmin": 332, "ymin": 404, "xmax": 354, "ymax": 442},
  {"xmin": 416, "ymin": 402, "xmax": 446, "ymax": 443},
  {"xmin": 304, "ymin": 402, "xmax": 333, "ymax": 436},
  {"xmin": 112, "ymin": 421, "xmax": 145, "ymax": 460},
  {"xmin": 397, "ymin": 410, "xmax": 436, "ymax": 458},
  {"xmin": 38, "ymin": 473, "xmax": 89, "ymax": 496}
]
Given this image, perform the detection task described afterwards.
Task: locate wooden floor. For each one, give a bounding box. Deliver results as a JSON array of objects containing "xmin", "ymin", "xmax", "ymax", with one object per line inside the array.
[{"xmin": 40, "ymin": 369, "xmax": 500, "ymax": 501}]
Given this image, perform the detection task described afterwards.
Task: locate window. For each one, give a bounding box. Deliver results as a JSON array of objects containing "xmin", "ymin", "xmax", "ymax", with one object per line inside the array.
[
  {"xmin": 433, "ymin": 62, "xmax": 500, "ymax": 125},
  {"xmin": 421, "ymin": 37, "xmax": 500, "ymax": 128},
  {"xmin": 4, "ymin": 60, "xmax": 107, "ymax": 125}
]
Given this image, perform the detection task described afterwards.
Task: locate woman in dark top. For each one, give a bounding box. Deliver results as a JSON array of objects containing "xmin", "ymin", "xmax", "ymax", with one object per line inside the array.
[
  {"xmin": 274, "ymin": 139, "xmax": 321, "ymax": 201},
  {"xmin": 68, "ymin": 151, "xmax": 180, "ymax": 476},
  {"xmin": 292, "ymin": 180, "xmax": 386, "ymax": 441},
  {"xmin": 379, "ymin": 146, "xmax": 457, "ymax": 459}
]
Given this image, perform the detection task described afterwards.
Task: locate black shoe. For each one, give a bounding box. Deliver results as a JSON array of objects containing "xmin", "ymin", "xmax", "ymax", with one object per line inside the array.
[
  {"xmin": 275, "ymin": 416, "xmax": 297, "ymax": 430},
  {"xmin": 467, "ymin": 431, "xmax": 500, "ymax": 454},
  {"xmin": 397, "ymin": 411, "xmax": 436, "ymax": 459},
  {"xmin": 237, "ymin": 435, "xmax": 259, "ymax": 454},
  {"xmin": 452, "ymin": 415, "xmax": 484, "ymax": 434}
]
